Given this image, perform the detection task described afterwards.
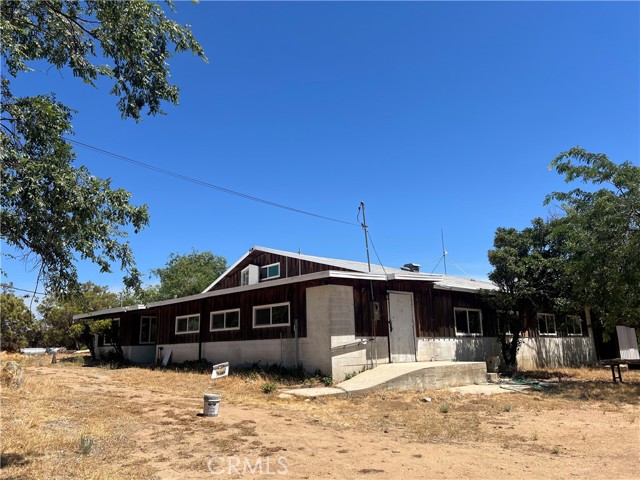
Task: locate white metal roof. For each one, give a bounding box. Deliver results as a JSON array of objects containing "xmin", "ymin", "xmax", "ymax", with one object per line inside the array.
[{"xmin": 433, "ymin": 275, "xmax": 497, "ymax": 293}]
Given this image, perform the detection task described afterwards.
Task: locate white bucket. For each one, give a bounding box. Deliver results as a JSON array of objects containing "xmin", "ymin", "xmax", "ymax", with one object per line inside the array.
[{"xmin": 203, "ymin": 393, "xmax": 221, "ymax": 417}]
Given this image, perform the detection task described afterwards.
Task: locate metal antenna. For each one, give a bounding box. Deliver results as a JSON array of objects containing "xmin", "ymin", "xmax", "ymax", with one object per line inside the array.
[
  {"xmin": 359, "ymin": 201, "xmax": 372, "ymax": 272},
  {"xmin": 441, "ymin": 228, "xmax": 448, "ymax": 275}
]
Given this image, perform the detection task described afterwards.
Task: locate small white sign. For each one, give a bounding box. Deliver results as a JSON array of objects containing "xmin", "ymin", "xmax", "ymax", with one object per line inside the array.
[{"xmin": 211, "ymin": 362, "xmax": 229, "ymax": 379}]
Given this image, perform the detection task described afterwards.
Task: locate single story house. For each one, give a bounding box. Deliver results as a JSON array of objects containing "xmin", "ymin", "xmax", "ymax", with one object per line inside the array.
[{"xmin": 75, "ymin": 246, "xmax": 597, "ymax": 380}]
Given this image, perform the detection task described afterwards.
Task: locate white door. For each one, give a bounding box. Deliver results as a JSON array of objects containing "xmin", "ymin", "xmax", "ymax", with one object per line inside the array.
[{"xmin": 388, "ymin": 292, "xmax": 417, "ymax": 363}]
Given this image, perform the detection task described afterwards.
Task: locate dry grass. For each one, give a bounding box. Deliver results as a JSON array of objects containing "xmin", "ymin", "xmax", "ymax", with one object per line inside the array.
[{"xmin": 2, "ymin": 351, "xmax": 639, "ymax": 479}]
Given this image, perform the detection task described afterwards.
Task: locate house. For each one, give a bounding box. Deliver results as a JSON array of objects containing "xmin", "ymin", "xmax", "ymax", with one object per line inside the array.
[{"xmin": 74, "ymin": 246, "xmax": 597, "ymax": 380}]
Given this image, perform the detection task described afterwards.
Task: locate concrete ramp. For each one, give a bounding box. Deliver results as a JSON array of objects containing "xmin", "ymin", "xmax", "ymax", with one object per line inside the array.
[{"xmin": 336, "ymin": 361, "xmax": 487, "ymax": 394}]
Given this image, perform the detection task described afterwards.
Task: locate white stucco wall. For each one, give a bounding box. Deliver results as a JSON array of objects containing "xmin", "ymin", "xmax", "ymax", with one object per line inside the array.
[
  {"xmin": 123, "ymin": 345, "xmax": 156, "ymax": 364},
  {"xmin": 202, "ymin": 338, "xmax": 296, "ymax": 367},
  {"xmin": 516, "ymin": 337, "xmax": 597, "ymax": 369},
  {"xmin": 416, "ymin": 337, "xmax": 501, "ymax": 363},
  {"xmin": 415, "ymin": 336, "xmax": 596, "ymax": 370},
  {"xmin": 301, "ymin": 285, "xmax": 333, "ymax": 374}
]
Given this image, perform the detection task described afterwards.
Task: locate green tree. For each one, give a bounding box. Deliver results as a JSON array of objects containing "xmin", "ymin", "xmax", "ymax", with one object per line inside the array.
[
  {"xmin": 546, "ymin": 147, "xmax": 640, "ymax": 332},
  {"xmin": 151, "ymin": 250, "xmax": 227, "ymax": 301},
  {"xmin": 485, "ymin": 218, "xmax": 573, "ymax": 368},
  {"xmin": 38, "ymin": 282, "xmax": 119, "ymax": 349},
  {"xmin": 1, "ymin": 1, "xmax": 206, "ymax": 294},
  {"xmin": 0, "ymin": 290, "xmax": 37, "ymax": 351}
]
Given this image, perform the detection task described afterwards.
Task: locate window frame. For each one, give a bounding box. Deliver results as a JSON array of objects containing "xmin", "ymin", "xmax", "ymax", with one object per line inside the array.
[
  {"xmin": 259, "ymin": 262, "xmax": 281, "ymax": 281},
  {"xmin": 537, "ymin": 313, "xmax": 557, "ymax": 336},
  {"xmin": 252, "ymin": 302, "xmax": 290, "ymax": 329},
  {"xmin": 139, "ymin": 316, "xmax": 157, "ymax": 344},
  {"xmin": 566, "ymin": 315, "xmax": 583, "ymax": 336},
  {"xmin": 241, "ymin": 268, "xmax": 250, "ymax": 286},
  {"xmin": 210, "ymin": 309, "xmax": 241, "ymax": 332},
  {"xmin": 175, "ymin": 314, "xmax": 200, "ymax": 335},
  {"xmin": 453, "ymin": 308, "xmax": 483, "ymax": 337},
  {"xmin": 102, "ymin": 318, "xmax": 120, "ymax": 345}
]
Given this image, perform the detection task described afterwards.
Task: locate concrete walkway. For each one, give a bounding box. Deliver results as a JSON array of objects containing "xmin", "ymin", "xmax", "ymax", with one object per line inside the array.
[{"xmin": 282, "ymin": 361, "xmax": 487, "ymax": 397}]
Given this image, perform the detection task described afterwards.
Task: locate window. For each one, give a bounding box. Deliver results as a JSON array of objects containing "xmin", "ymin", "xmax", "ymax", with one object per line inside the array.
[
  {"xmin": 103, "ymin": 318, "xmax": 120, "ymax": 345},
  {"xmin": 537, "ymin": 313, "xmax": 557, "ymax": 336},
  {"xmin": 140, "ymin": 316, "xmax": 157, "ymax": 344},
  {"xmin": 253, "ymin": 303, "xmax": 290, "ymax": 328},
  {"xmin": 210, "ymin": 309, "xmax": 240, "ymax": 331},
  {"xmin": 240, "ymin": 265, "xmax": 259, "ymax": 286},
  {"xmin": 566, "ymin": 315, "xmax": 583, "ymax": 336},
  {"xmin": 259, "ymin": 263, "xmax": 280, "ymax": 281},
  {"xmin": 175, "ymin": 314, "xmax": 200, "ymax": 334},
  {"xmin": 454, "ymin": 308, "xmax": 483, "ymax": 336}
]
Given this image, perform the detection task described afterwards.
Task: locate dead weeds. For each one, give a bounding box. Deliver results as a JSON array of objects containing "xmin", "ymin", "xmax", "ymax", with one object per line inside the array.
[{"xmin": 2, "ymin": 352, "xmax": 639, "ymax": 478}]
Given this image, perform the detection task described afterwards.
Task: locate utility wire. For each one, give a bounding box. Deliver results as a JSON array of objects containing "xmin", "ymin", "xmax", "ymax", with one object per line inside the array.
[
  {"xmin": 1, "ymin": 284, "xmax": 47, "ymax": 296},
  {"xmin": 366, "ymin": 231, "xmax": 387, "ymax": 276},
  {"xmin": 68, "ymin": 138, "xmax": 359, "ymax": 227},
  {"xmin": 449, "ymin": 259, "xmax": 471, "ymax": 278}
]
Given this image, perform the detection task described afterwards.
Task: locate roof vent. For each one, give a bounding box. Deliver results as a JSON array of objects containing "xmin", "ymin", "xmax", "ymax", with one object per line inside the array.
[{"xmin": 401, "ymin": 263, "xmax": 421, "ymax": 272}]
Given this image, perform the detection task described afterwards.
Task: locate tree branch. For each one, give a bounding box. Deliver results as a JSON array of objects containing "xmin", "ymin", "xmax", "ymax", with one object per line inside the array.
[{"xmin": 42, "ymin": 1, "xmax": 100, "ymax": 40}]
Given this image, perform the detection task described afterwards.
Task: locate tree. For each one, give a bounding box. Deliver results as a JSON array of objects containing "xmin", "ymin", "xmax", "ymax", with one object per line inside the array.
[
  {"xmin": 0, "ymin": 290, "xmax": 37, "ymax": 351},
  {"xmin": 485, "ymin": 218, "xmax": 572, "ymax": 368},
  {"xmin": 151, "ymin": 250, "xmax": 227, "ymax": 301},
  {"xmin": 37, "ymin": 281, "xmax": 119, "ymax": 349},
  {"xmin": 1, "ymin": 1, "xmax": 206, "ymax": 294},
  {"xmin": 546, "ymin": 147, "xmax": 640, "ymax": 332}
]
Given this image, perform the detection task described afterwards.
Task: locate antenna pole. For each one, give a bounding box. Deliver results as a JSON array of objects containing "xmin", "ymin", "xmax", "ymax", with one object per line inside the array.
[
  {"xmin": 441, "ymin": 228, "xmax": 448, "ymax": 275},
  {"xmin": 360, "ymin": 201, "xmax": 372, "ymax": 272}
]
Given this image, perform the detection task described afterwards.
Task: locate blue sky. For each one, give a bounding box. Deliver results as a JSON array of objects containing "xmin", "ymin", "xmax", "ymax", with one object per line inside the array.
[{"xmin": 3, "ymin": 1, "xmax": 639, "ymax": 297}]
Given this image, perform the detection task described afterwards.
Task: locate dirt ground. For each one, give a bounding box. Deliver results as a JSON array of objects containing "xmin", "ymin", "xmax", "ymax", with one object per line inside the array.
[{"xmin": 1, "ymin": 357, "xmax": 639, "ymax": 479}]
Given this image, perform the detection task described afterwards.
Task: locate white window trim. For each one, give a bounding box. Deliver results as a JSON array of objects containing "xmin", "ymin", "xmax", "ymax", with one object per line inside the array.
[
  {"xmin": 454, "ymin": 308, "xmax": 483, "ymax": 336},
  {"xmin": 139, "ymin": 316, "xmax": 157, "ymax": 344},
  {"xmin": 210, "ymin": 309, "xmax": 241, "ymax": 332},
  {"xmin": 537, "ymin": 313, "xmax": 557, "ymax": 336},
  {"xmin": 566, "ymin": 315, "xmax": 583, "ymax": 336},
  {"xmin": 103, "ymin": 318, "xmax": 120, "ymax": 345},
  {"xmin": 241, "ymin": 268, "xmax": 250, "ymax": 286},
  {"xmin": 260, "ymin": 262, "xmax": 281, "ymax": 281},
  {"xmin": 252, "ymin": 302, "xmax": 290, "ymax": 329},
  {"xmin": 175, "ymin": 314, "xmax": 200, "ymax": 335}
]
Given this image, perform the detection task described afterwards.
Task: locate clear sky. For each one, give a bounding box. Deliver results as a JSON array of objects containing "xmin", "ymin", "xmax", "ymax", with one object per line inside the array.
[{"xmin": 3, "ymin": 0, "xmax": 639, "ymax": 298}]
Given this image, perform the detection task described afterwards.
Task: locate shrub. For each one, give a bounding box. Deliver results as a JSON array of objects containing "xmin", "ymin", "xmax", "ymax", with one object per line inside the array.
[{"xmin": 261, "ymin": 382, "xmax": 277, "ymax": 394}]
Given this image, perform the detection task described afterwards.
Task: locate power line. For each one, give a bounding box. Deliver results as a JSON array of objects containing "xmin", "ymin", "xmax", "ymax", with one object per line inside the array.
[
  {"xmin": 366, "ymin": 231, "xmax": 387, "ymax": 276},
  {"xmin": 1, "ymin": 284, "xmax": 47, "ymax": 296},
  {"xmin": 68, "ymin": 138, "xmax": 359, "ymax": 227}
]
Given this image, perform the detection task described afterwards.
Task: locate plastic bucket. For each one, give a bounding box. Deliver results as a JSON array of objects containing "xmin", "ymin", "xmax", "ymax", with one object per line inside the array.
[{"xmin": 203, "ymin": 393, "xmax": 221, "ymax": 417}]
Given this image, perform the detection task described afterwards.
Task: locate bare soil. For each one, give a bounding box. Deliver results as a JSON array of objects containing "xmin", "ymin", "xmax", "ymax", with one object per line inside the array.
[{"xmin": 1, "ymin": 357, "xmax": 639, "ymax": 479}]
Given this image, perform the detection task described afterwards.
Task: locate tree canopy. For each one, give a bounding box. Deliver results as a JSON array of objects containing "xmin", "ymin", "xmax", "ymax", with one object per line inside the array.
[
  {"xmin": 0, "ymin": 289, "xmax": 38, "ymax": 351},
  {"xmin": 486, "ymin": 217, "xmax": 572, "ymax": 367},
  {"xmin": 546, "ymin": 147, "xmax": 640, "ymax": 331},
  {"xmin": 486, "ymin": 147, "xmax": 638, "ymax": 365},
  {"xmin": 150, "ymin": 250, "xmax": 227, "ymax": 301},
  {"xmin": 37, "ymin": 281, "xmax": 119, "ymax": 349},
  {"xmin": 1, "ymin": 0, "xmax": 206, "ymax": 294}
]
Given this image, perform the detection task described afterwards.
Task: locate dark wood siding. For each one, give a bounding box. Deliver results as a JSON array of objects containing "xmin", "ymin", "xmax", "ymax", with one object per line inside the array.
[
  {"xmin": 211, "ymin": 251, "xmax": 355, "ymax": 291},
  {"xmin": 92, "ymin": 310, "xmax": 149, "ymax": 347},
  {"xmin": 428, "ymin": 289, "xmax": 497, "ymax": 337},
  {"xmin": 87, "ymin": 275, "xmax": 507, "ymax": 355}
]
